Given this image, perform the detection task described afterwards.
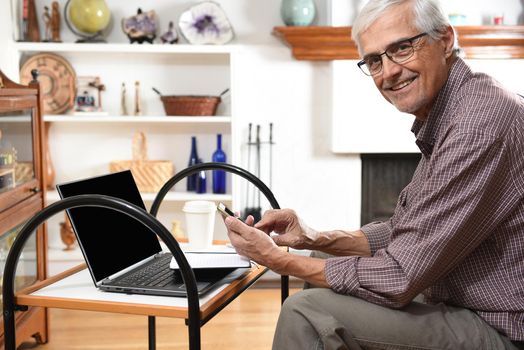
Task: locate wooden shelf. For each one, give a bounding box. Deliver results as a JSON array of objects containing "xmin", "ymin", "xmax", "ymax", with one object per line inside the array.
[{"xmin": 272, "ymin": 25, "xmax": 524, "ymax": 60}]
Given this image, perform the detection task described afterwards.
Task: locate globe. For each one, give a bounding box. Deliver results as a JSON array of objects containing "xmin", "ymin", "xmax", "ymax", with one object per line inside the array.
[{"xmin": 68, "ymin": 0, "xmax": 111, "ymax": 35}]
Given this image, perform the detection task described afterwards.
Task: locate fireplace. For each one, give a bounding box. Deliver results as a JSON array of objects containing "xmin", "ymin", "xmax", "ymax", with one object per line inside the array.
[{"xmin": 360, "ymin": 153, "xmax": 421, "ymax": 225}]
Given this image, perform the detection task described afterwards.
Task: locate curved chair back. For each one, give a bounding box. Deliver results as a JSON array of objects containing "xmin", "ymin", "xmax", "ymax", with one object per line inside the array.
[
  {"xmin": 150, "ymin": 162, "xmax": 280, "ymax": 216},
  {"xmin": 149, "ymin": 162, "xmax": 289, "ymax": 305},
  {"xmin": 2, "ymin": 194, "xmax": 201, "ymax": 350}
]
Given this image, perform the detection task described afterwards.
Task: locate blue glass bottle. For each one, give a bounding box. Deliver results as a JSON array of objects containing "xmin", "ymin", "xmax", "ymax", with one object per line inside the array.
[
  {"xmin": 186, "ymin": 136, "xmax": 199, "ymax": 191},
  {"xmin": 196, "ymin": 158, "xmax": 207, "ymax": 194},
  {"xmin": 212, "ymin": 134, "xmax": 227, "ymax": 194}
]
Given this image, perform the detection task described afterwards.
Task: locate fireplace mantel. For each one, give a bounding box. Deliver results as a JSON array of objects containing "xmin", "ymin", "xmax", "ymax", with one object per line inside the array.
[{"xmin": 272, "ymin": 25, "xmax": 524, "ymax": 60}]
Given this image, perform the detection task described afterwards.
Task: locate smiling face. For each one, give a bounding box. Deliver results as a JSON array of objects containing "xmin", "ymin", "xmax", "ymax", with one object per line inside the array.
[{"xmin": 358, "ymin": 2, "xmax": 455, "ymax": 120}]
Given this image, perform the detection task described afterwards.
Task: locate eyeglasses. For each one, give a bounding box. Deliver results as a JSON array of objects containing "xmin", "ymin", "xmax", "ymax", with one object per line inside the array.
[{"xmin": 357, "ymin": 32, "xmax": 428, "ymax": 76}]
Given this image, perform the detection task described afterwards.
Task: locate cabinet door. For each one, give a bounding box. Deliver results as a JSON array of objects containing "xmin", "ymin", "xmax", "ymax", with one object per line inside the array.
[
  {"xmin": 0, "ymin": 192, "xmax": 44, "ymax": 301},
  {"xmin": 0, "ymin": 106, "xmax": 41, "ymax": 210}
]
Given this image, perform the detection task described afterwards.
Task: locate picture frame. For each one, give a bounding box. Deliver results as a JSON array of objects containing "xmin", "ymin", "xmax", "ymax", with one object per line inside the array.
[{"xmin": 74, "ymin": 76, "xmax": 107, "ymax": 115}]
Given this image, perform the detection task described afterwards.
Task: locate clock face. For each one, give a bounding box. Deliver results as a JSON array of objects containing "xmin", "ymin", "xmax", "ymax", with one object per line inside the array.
[{"xmin": 20, "ymin": 53, "xmax": 76, "ymax": 115}]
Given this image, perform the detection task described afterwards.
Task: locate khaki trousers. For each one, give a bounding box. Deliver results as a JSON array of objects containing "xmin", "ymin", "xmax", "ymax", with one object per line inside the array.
[{"xmin": 272, "ymin": 252, "xmax": 521, "ymax": 350}]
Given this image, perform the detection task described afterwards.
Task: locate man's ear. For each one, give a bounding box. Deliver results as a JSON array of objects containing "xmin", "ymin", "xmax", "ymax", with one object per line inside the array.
[{"xmin": 442, "ymin": 25, "xmax": 455, "ymax": 58}]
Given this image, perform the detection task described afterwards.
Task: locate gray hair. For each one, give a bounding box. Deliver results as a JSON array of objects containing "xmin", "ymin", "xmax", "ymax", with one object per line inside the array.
[{"xmin": 352, "ymin": 0, "xmax": 459, "ymax": 53}]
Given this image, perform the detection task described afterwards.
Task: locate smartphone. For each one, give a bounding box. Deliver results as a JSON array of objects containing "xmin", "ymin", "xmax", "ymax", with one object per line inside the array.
[{"xmin": 217, "ymin": 202, "xmax": 242, "ymax": 221}]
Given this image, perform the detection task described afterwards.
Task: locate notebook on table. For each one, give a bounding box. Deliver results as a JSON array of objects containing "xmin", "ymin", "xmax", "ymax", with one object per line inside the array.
[{"xmin": 56, "ymin": 170, "xmax": 248, "ymax": 297}]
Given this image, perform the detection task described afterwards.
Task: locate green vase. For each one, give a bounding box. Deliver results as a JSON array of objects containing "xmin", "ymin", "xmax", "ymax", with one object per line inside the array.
[
  {"xmin": 280, "ymin": 0, "xmax": 316, "ymax": 26},
  {"xmin": 68, "ymin": 0, "xmax": 111, "ymax": 34}
]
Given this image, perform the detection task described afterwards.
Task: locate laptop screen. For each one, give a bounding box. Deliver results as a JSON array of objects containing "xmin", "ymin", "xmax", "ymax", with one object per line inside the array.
[{"xmin": 56, "ymin": 170, "xmax": 162, "ymax": 283}]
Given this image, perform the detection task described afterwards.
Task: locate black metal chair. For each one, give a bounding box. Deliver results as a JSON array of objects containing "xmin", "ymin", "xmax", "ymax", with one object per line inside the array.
[
  {"xmin": 2, "ymin": 163, "xmax": 288, "ymax": 350},
  {"xmin": 2, "ymin": 194, "xmax": 201, "ymax": 350},
  {"xmin": 149, "ymin": 162, "xmax": 289, "ymax": 304},
  {"xmin": 146, "ymin": 162, "xmax": 289, "ymax": 348}
]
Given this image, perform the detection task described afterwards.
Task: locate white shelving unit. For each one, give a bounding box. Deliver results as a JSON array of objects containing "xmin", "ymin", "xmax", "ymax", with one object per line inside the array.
[
  {"xmin": 13, "ymin": 41, "xmax": 242, "ymax": 271},
  {"xmin": 13, "ymin": 42, "xmax": 238, "ymax": 55},
  {"xmin": 44, "ymin": 115, "xmax": 232, "ymax": 124}
]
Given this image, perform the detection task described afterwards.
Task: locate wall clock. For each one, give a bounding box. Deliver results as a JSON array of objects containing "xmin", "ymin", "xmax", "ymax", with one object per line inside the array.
[{"xmin": 20, "ymin": 53, "xmax": 76, "ymax": 115}]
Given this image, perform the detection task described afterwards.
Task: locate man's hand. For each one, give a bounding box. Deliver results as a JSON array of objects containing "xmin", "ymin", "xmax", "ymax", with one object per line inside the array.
[
  {"xmin": 254, "ymin": 209, "xmax": 319, "ymax": 249},
  {"xmin": 224, "ymin": 216, "xmax": 283, "ymax": 269},
  {"xmin": 225, "ymin": 215, "xmax": 329, "ymax": 286}
]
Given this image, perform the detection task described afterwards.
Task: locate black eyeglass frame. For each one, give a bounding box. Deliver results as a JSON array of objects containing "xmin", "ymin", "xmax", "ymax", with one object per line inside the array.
[{"xmin": 357, "ymin": 32, "xmax": 428, "ymax": 76}]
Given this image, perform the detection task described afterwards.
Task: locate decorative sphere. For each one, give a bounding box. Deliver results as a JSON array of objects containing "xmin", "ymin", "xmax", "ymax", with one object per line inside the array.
[{"xmin": 69, "ymin": 0, "xmax": 111, "ymax": 34}]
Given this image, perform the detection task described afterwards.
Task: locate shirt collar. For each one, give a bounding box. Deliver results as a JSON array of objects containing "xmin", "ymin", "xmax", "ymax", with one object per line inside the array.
[{"xmin": 411, "ymin": 58, "xmax": 473, "ymax": 156}]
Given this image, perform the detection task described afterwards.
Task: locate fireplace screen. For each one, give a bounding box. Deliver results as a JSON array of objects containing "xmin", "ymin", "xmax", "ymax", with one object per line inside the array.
[{"xmin": 361, "ymin": 153, "xmax": 421, "ymax": 225}]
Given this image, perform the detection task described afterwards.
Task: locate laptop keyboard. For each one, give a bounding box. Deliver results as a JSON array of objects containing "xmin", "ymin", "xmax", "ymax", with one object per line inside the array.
[{"xmin": 114, "ymin": 254, "xmax": 177, "ymax": 288}]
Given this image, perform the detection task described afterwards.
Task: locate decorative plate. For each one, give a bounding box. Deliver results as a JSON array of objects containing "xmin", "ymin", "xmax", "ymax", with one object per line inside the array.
[
  {"xmin": 20, "ymin": 53, "xmax": 76, "ymax": 114},
  {"xmin": 178, "ymin": 1, "xmax": 234, "ymax": 45}
]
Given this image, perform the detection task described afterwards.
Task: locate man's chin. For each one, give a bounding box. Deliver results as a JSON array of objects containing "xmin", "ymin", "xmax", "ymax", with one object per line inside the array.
[
  {"xmin": 391, "ymin": 101, "xmax": 416, "ymax": 114},
  {"xmin": 389, "ymin": 98, "xmax": 425, "ymax": 115}
]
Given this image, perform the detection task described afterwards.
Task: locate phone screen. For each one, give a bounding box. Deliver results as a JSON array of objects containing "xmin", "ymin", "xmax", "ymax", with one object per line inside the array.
[{"xmin": 217, "ymin": 202, "xmax": 235, "ymax": 219}]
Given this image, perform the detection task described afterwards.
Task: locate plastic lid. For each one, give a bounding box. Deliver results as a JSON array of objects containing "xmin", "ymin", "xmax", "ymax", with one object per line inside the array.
[{"xmin": 182, "ymin": 200, "xmax": 216, "ymax": 213}]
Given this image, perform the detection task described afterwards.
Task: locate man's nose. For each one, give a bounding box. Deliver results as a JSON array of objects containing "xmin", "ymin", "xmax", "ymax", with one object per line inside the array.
[{"xmin": 381, "ymin": 58, "xmax": 403, "ymax": 80}]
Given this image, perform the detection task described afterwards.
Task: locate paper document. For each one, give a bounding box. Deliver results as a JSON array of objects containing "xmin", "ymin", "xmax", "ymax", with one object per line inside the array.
[{"xmin": 170, "ymin": 252, "xmax": 251, "ymax": 269}]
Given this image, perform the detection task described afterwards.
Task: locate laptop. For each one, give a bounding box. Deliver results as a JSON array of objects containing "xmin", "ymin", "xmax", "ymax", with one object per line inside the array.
[{"xmin": 56, "ymin": 170, "xmax": 247, "ymax": 297}]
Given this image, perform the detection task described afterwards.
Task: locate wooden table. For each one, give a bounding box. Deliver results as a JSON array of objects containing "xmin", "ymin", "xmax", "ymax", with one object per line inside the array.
[{"xmin": 14, "ymin": 262, "xmax": 269, "ymax": 350}]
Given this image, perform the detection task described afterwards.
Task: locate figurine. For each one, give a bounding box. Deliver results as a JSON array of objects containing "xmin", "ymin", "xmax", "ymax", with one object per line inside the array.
[
  {"xmin": 160, "ymin": 21, "xmax": 178, "ymax": 44},
  {"xmin": 51, "ymin": 1, "xmax": 61, "ymax": 42},
  {"xmin": 134, "ymin": 81, "xmax": 142, "ymax": 115},
  {"xmin": 121, "ymin": 82, "xmax": 128, "ymax": 115},
  {"xmin": 42, "ymin": 6, "xmax": 51, "ymax": 41},
  {"xmin": 122, "ymin": 8, "xmax": 158, "ymax": 44},
  {"xmin": 60, "ymin": 214, "xmax": 76, "ymax": 251},
  {"xmin": 26, "ymin": 0, "xmax": 41, "ymax": 42}
]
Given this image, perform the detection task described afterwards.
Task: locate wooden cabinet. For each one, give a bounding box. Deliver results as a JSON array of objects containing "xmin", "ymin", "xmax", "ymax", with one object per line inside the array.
[{"xmin": 0, "ymin": 70, "xmax": 47, "ymax": 347}]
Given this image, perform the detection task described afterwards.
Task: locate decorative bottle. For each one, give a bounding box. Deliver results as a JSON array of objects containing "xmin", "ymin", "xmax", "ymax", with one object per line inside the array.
[
  {"xmin": 187, "ymin": 136, "xmax": 199, "ymax": 191},
  {"xmin": 212, "ymin": 134, "xmax": 227, "ymax": 194},
  {"xmin": 196, "ymin": 159, "xmax": 207, "ymax": 194}
]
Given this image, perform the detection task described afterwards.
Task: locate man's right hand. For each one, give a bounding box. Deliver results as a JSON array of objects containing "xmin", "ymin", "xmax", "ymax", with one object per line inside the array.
[{"xmin": 254, "ymin": 209, "xmax": 319, "ymax": 249}]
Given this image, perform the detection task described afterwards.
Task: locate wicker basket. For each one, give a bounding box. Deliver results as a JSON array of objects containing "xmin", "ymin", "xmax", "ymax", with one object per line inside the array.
[
  {"xmin": 160, "ymin": 95, "xmax": 221, "ymax": 116},
  {"xmin": 109, "ymin": 132, "xmax": 174, "ymax": 193}
]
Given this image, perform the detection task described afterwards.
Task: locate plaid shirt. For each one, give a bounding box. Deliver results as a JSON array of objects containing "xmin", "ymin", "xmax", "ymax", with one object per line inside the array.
[{"xmin": 325, "ymin": 58, "xmax": 524, "ymax": 341}]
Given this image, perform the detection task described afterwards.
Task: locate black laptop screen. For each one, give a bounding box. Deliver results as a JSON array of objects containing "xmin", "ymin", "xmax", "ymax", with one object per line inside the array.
[{"xmin": 56, "ymin": 171, "xmax": 162, "ymax": 283}]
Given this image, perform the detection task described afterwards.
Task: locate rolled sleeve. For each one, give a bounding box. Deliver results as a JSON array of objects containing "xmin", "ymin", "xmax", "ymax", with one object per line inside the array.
[
  {"xmin": 360, "ymin": 220, "xmax": 392, "ymax": 255},
  {"xmin": 325, "ymin": 256, "xmax": 360, "ymax": 294}
]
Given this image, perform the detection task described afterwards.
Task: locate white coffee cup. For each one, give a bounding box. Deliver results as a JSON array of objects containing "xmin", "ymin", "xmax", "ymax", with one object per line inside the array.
[{"xmin": 182, "ymin": 201, "xmax": 216, "ymax": 250}]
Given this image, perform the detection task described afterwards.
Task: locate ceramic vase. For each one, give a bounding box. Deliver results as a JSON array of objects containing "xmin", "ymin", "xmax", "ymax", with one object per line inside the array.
[{"xmin": 280, "ymin": 0, "xmax": 316, "ymax": 26}]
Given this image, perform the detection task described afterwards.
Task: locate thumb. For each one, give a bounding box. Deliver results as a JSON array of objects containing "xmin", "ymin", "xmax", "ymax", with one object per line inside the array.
[{"xmin": 271, "ymin": 234, "xmax": 287, "ymax": 247}]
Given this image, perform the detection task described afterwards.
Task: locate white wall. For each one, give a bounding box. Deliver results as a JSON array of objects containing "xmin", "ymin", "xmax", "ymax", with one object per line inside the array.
[
  {"xmin": 0, "ymin": 0, "xmax": 522, "ymax": 233},
  {"xmin": 331, "ymin": 0, "xmax": 523, "ymax": 26}
]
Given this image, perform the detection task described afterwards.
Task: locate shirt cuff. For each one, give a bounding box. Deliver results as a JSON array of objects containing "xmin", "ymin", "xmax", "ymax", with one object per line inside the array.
[
  {"xmin": 360, "ymin": 221, "xmax": 392, "ymax": 255},
  {"xmin": 325, "ymin": 256, "xmax": 360, "ymax": 294}
]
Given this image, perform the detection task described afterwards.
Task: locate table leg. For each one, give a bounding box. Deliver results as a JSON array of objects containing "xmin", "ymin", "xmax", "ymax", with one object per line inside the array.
[
  {"xmin": 148, "ymin": 316, "xmax": 156, "ymax": 350},
  {"xmin": 281, "ymin": 275, "xmax": 289, "ymax": 303}
]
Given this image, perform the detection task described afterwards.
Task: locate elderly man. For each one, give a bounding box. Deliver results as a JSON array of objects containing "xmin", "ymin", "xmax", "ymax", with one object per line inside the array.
[{"xmin": 225, "ymin": 0, "xmax": 524, "ymax": 349}]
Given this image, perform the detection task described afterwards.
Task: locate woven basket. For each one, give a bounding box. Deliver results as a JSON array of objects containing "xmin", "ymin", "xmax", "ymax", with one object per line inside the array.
[
  {"xmin": 109, "ymin": 132, "xmax": 174, "ymax": 193},
  {"xmin": 160, "ymin": 95, "xmax": 221, "ymax": 116}
]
